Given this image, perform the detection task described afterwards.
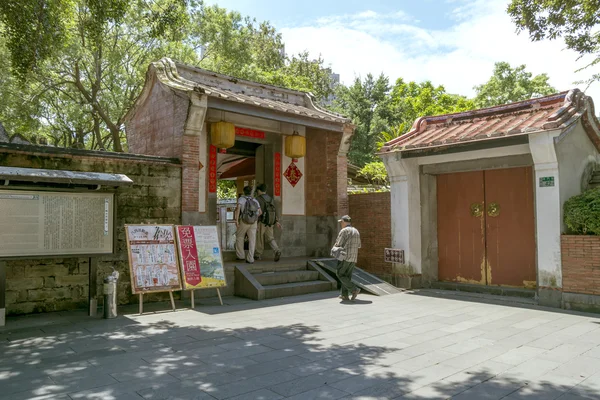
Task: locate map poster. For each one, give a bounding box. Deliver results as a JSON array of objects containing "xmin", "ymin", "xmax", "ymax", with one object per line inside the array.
[
  {"xmin": 175, "ymin": 225, "xmax": 227, "ymax": 290},
  {"xmin": 125, "ymin": 225, "xmax": 182, "ymax": 294}
]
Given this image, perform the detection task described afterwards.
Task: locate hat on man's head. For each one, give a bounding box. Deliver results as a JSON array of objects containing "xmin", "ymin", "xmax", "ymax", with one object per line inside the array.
[{"xmin": 338, "ymin": 215, "xmax": 351, "ymax": 223}]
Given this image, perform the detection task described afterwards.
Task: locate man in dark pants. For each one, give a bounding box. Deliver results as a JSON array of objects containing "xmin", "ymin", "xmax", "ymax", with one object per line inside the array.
[{"xmin": 331, "ymin": 215, "xmax": 361, "ymax": 301}]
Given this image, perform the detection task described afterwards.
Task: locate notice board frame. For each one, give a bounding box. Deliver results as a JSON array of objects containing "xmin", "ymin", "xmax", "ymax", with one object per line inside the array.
[{"xmin": 0, "ymin": 188, "xmax": 117, "ymax": 261}]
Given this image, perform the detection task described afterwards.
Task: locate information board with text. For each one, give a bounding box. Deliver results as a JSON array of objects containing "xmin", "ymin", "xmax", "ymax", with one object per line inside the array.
[{"xmin": 0, "ymin": 190, "xmax": 114, "ymax": 258}]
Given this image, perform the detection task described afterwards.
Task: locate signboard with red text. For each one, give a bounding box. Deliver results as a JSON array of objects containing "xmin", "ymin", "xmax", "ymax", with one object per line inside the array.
[{"xmin": 175, "ymin": 225, "xmax": 226, "ymax": 290}]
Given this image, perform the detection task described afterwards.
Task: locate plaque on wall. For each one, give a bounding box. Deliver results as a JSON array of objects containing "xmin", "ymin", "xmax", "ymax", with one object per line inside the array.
[
  {"xmin": 384, "ymin": 248, "xmax": 404, "ymax": 264},
  {"xmin": 0, "ymin": 190, "xmax": 114, "ymax": 258},
  {"xmin": 126, "ymin": 225, "xmax": 182, "ymax": 294}
]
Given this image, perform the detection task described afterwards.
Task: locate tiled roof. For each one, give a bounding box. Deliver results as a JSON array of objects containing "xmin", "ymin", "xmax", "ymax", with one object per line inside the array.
[
  {"xmin": 149, "ymin": 58, "xmax": 350, "ymax": 125},
  {"xmin": 381, "ymin": 89, "xmax": 594, "ymax": 153}
]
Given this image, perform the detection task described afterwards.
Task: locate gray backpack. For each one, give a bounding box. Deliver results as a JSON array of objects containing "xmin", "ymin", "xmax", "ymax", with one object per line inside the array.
[{"xmin": 241, "ymin": 196, "xmax": 259, "ymax": 224}]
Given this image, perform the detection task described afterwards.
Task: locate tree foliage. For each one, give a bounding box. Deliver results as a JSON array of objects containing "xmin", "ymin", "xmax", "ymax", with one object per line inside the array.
[
  {"xmin": 564, "ymin": 188, "xmax": 600, "ymax": 235},
  {"xmin": 474, "ymin": 62, "xmax": 556, "ymax": 108},
  {"xmin": 0, "ymin": 1, "xmax": 335, "ymax": 151},
  {"xmin": 507, "ymin": 0, "xmax": 600, "ymax": 86}
]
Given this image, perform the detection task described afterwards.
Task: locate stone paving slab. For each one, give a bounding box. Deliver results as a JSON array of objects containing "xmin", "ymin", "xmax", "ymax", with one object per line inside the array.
[{"xmin": 2, "ymin": 290, "xmax": 600, "ymax": 399}]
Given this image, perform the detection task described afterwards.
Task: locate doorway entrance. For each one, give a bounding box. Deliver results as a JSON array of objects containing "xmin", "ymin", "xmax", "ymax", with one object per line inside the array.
[{"xmin": 437, "ymin": 166, "xmax": 536, "ymax": 288}]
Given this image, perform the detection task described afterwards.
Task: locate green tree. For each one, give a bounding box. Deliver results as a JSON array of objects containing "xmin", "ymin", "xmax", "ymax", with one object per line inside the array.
[
  {"xmin": 507, "ymin": 0, "xmax": 600, "ymax": 87},
  {"xmin": 261, "ymin": 52, "xmax": 335, "ymax": 102},
  {"xmin": 356, "ymin": 78, "xmax": 474, "ymax": 183},
  {"xmin": 0, "ymin": 1, "xmax": 335, "ymax": 150},
  {"xmin": 386, "ymin": 79, "xmax": 474, "ymax": 144},
  {"xmin": 332, "ymin": 73, "xmax": 393, "ymax": 167},
  {"xmin": 474, "ymin": 62, "xmax": 556, "ymax": 108}
]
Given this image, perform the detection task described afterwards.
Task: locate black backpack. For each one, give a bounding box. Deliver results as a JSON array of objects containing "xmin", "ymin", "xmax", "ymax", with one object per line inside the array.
[
  {"xmin": 241, "ymin": 196, "xmax": 259, "ymax": 224},
  {"xmin": 259, "ymin": 194, "xmax": 277, "ymax": 227}
]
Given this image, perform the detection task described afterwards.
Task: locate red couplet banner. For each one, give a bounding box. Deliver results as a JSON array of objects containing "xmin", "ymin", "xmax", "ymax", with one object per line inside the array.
[
  {"xmin": 274, "ymin": 152, "xmax": 281, "ymax": 196},
  {"xmin": 208, "ymin": 145, "xmax": 217, "ymax": 193},
  {"xmin": 176, "ymin": 226, "xmax": 202, "ymax": 288}
]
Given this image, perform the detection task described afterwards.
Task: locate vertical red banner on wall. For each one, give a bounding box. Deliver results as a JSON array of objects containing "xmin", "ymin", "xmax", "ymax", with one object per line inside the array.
[
  {"xmin": 274, "ymin": 152, "xmax": 281, "ymax": 197},
  {"xmin": 209, "ymin": 145, "xmax": 217, "ymax": 193}
]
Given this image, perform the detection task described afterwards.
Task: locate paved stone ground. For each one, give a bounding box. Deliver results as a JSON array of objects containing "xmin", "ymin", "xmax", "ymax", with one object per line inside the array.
[{"xmin": 2, "ymin": 290, "xmax": 600, "ymax": 400}]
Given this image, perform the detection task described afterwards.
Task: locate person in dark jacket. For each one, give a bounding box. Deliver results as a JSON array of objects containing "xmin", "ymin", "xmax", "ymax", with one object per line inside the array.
[{"xmin": 254, "ymin": 183, "xmax": 282, "ymax": 262}]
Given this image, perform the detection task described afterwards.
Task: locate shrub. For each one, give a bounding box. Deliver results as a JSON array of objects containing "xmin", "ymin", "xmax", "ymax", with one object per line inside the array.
[{"xmin": 564, "ymin": 188, "xmax": 600, "ymax": 235}]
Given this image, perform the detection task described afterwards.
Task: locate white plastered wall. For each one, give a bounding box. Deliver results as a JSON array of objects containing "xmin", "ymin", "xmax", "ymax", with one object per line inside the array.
[
  {"xmin": 555, "ymin": 123, "xmax": 600, "ymax": 232},
  {"xmin": 529, "ymin": 130, "xmax": 562, "ymax": 288},
  {"xmin": 281, "ymin": 123, "xmax": 305, "ymax": 216}
]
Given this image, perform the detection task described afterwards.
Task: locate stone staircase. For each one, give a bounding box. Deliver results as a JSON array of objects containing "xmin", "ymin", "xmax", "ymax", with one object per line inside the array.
[{"xmin": 234, "ymin": 260, "xmax": 337, "ymax": 300}]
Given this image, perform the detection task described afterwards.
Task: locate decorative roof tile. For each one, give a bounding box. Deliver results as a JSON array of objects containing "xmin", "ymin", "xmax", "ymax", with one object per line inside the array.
[
  {"xmin": 141, "ymin": 58, "xmax": 350, "ymax": 125},
  {"xmin": 381, "ymin": 89, "xmax": 596, "ymax": 153}
]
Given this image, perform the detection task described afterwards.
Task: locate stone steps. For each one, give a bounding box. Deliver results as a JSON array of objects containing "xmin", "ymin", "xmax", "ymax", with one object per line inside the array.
[
  {"xmin": 264, "ymin": 281, "xmax": 335, "ymax": 299},
  {"xmin": 234, "ymin": 261, "xmax": 337, "ymax": 300},
  {"xmin": 254, "ymin": 270, "xmax": 320, "ymax": 286}
]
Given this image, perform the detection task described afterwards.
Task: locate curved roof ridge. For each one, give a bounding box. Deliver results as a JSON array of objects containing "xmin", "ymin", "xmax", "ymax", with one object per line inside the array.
[{"xmin": 380, "ymin": 89, "xmax": 594, "ymax": 153}]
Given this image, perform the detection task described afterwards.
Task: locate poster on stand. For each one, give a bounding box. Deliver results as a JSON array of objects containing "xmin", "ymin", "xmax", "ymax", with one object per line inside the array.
[
  {"xmin": 175, "ymin": 225, "xmax": 227, "ymax": 290},
  {"xmin": 125, "ymin": 225, "xmax": 182, "ymax": 294}
]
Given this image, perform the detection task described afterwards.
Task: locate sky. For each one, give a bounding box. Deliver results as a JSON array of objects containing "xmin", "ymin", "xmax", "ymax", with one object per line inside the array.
[{"xmin": 206, "ymin": 0, "xmax": 600, "ymax": 103}]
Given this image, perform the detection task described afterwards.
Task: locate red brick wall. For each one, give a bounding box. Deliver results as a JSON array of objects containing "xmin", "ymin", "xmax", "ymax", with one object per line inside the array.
[
  {"xmin": 182, "ymin": 135, "xmax": 199, "ymax": 211},
  {"xmin": 305, "ymin": 129, "xmax": 343, "ymax": 217},
  {"xmin": 126, "ymin": 78, "xmax": 188, "ymax": 158},
  {"xmin": 349, "ymin": 192, "xmax": 392, "ymax": 277},
  {"xmin": 305, "ymin": 129, "xmax": 328, "ymax": 216},
  {"xmin": 562, "ymin": 235, "xmax": 600, "ymax": 295}
]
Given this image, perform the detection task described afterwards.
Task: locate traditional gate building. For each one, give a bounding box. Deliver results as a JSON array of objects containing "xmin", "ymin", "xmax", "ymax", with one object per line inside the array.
[
  {"xmin": 380, "ymin": 89, "xmax": 600, "ymax": 307},
  {"xmin": 125, "ymin": 58, "xmax": 354, "ymax": 259}
]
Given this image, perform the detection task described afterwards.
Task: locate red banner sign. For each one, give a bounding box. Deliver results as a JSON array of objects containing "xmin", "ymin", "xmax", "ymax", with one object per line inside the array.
[
  {"xmin": 274, "ymin": 152, "xmax": 281, "ymax": 196},
  {"xmin": 209, "ymin": 145, "xmax": 217, "ymax": 193},
  {"xmin": 176, "ymin": 226, "xmax": 202, "ymax": 288},
  {"xmin": 236, "ymin": 127, "xmax": 265, "ymax": 139}
]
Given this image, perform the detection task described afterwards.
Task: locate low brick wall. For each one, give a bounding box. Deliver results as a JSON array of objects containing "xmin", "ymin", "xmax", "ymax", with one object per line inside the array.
[
  {"xmin": 348, "ymin": 192, "xmax": 392, "ymax": 278},
  {"xmin": 1, "ymin": 144, "xmax": 182, "ymax": 315},
  {"xmin": 562, "ymin": 235, "xmax": 600, "ymax": 295}
]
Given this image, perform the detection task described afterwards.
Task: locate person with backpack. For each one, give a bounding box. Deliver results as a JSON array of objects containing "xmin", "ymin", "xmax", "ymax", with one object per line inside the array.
[
  {"xmin": 234, "ymin": 186, "xmax": 262, "ymax": 264},
  {"xmin": 254, "ymin": 183, "xmax": 282, "ymax": 262}
]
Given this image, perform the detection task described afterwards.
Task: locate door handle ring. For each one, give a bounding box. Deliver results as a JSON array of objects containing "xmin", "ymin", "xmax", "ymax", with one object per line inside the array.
[
  {"xmin": 470, "ymin": 202, "xmax": 483, "ymax": 217},
  {"xmin": 487, "ymin": 202, "xmax": 500, "ymax": 217}
]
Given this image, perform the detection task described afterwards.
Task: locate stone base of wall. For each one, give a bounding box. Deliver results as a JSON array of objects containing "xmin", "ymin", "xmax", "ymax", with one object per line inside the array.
[{"xmin": 562, "ymin": 292, "xmax": 600, "ymax": 313}]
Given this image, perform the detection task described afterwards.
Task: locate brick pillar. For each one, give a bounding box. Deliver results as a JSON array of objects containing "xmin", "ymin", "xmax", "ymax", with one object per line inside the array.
[
  {"xmin": 336, "ymin": 124, "xmax": 354, "ymax": 217},
  {"xmin": 181, "ymin": 94, "xmax": 207, "ymax": 223},
  {"xmin": 182, "ymin": 135, "xmax": 200, "ymax": 212}
]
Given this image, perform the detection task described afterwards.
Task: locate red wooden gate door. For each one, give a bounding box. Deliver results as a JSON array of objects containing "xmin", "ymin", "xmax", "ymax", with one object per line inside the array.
[
  {"xmin": 437, "ymin": 171, "xmax": 486, "ymax": 284},
  {"xmin": 484, "ymin": 167, "xmax": 536, "ymax": 288},
  {"xmin": 437, "ymin": 167, "xmax": 536, "ymax": 287}
]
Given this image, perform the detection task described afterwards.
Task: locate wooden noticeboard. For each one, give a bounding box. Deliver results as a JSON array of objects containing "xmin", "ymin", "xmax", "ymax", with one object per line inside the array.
[
  {"xmin": 0, "ymin": 190, "xmax": 114, "ymax": 258},
  {"xmin": 125, "ymin": 225, "xmax": 182, "ymax": 295},
  {"xmin": 175, "ymin": 226, "xmax": 227, "ymax": 290}
]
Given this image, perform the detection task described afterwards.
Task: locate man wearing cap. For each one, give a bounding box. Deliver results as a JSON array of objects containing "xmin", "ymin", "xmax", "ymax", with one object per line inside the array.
[{"xmin": 331, "ymin": 215, "xmax": 361, "ymax": 301}]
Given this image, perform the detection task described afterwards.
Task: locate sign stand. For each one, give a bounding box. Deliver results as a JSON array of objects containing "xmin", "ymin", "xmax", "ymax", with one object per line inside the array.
[
  {"xmin": 169, "ymin": 291, "xmax": 176, "ymax": 311},
  {"xmin": 190, "ymin": 288, "xmax": 223, "ymax": 308},
  {"xmin": 216, "ymin": 288, "xmax": 223, "ymax": 306},
  {"xmin": 139, "ymin": 291, "xmax": 177, "ymax": 315}
]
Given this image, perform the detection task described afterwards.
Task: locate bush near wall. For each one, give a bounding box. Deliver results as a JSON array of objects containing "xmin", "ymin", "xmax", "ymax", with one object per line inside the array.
[
  {"xmin": 562, "ymin": 188, "xmax": 600, "ymax": 298},
  {"xmin": 348, "ymin": 192, "xmax": 392, "ymax": 279}
]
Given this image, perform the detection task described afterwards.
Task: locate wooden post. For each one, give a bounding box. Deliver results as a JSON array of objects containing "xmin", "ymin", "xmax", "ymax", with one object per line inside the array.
[
  {"xmin": 191, "ymin": 290, "xmax": 195, "ymax": 309},
  {"xmin": 0, "ymin": 261, "xmax": 6, "ymax": 327},
  {"xmin": 88, "ymin": 257, "xmax": 97, "ymax": 317},
  {"xmin": 139, "ymin": 293, "xmax": 143, "ymax": 315},
  {"xmin": 169, "ymin": 291, "xmax": 176, "ymax": 311},
  {"xmin": 216, "ymin": 288, "xmax": 223, "ymax": 306}
]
